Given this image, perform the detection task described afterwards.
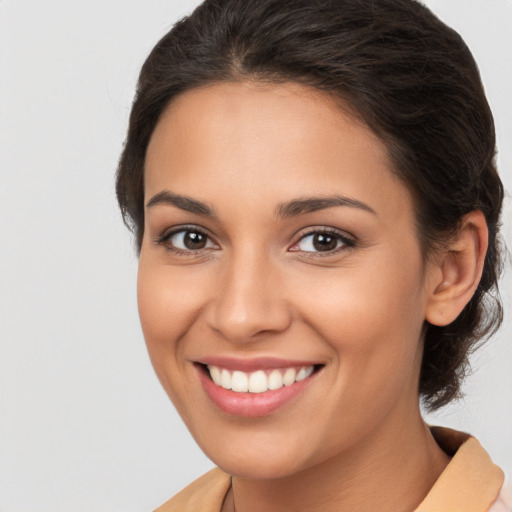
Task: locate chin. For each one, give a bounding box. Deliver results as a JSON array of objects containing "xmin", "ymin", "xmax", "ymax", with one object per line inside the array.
[
  {"xmin": 216, "ymin": 454, "xmax": 309, "ymax": 481},
  {"xmin": 196, "ymin": 428, "xmax": 318, "ymax": 480}
]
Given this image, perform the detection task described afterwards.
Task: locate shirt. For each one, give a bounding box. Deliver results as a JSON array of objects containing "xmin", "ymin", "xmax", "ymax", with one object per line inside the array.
[{"xmin": 155, "ymin": 426, "xmax": 511, "ymax": 512}]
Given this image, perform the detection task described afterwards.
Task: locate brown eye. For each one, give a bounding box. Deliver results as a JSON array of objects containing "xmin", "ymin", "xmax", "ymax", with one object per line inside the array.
[
  {"xmin": 161, "ymin": 228, "xmax": 218, "ymax": 253},
  {"xmin": 312, "ymin": 233, "xmax": 337, "ymax": 251},
  {"xmin": 291, "ymin": 229, "xmax": 354, "ymax": 254},
  {"xmin": 183, "ymin": 231, "xmax": 207, "ymax": 249}
]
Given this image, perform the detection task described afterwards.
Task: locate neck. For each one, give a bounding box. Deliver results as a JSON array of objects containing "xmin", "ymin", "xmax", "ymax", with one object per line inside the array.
[{"xmin": 225, "ymin": 412, "xmax": 450, "ymax": 512}]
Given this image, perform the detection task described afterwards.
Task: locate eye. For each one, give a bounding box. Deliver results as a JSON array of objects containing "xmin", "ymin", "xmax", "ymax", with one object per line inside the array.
[
  {"xmin": 289, "ymin": 229, "xmax": 354, "ymax": 254},
  {"xmin": 156, "ymin": 227, "xmax": 219, "ymax": 253}
]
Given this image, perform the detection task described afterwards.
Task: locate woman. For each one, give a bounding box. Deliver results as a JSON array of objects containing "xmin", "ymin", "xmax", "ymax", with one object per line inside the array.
[{"xmin": 116, "ymin": 0, "xmax": 510, "ymax": 510}]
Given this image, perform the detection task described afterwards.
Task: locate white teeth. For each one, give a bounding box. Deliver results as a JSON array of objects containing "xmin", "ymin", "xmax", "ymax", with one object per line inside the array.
[
  {"xmin": 231, "ymin": 371, "xmax": 249, "ymax": 392},
  {"xmin": 296, "ymin": 366, "xmax": 314, "ymax": 381},
  {"xmin": 207, "ymin": 365, "xmax": 316, "ymax": 393},
  {"xmin": 248, "ymin": 370, "xmax": 268, "ymax": 393},
  {"xmin": 221, "ymin": 369, "xmax": 232, "ymax": 389},
  {"xmin": 210, "ymin": 366, "xmax": 221, "ymax": 386},
  {"xmin": 296, "ymin": 367, "xmax": 308, "ymax": 381},
  {"xmin": 283, "ymin": 368, "xmax": 296, "ymax": 386},
  {"xmin": 268, "ymin": 369, "xmax": 283, "ymax": 390}
]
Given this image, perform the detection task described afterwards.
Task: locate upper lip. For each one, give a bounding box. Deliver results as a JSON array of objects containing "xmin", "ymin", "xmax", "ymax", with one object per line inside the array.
[{"xmin": 196, "ymin": 356, "xmax": 322, "ymax": 372}]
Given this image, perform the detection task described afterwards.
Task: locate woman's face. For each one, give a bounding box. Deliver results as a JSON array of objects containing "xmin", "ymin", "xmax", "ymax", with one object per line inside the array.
[{"xmin": 139, "ymin": 82, "xmax": 437, "ymax": 478}]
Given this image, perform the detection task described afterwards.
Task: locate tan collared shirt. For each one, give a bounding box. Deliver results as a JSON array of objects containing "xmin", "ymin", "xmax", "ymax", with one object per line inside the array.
[{"xmin": 156, "ymin": 427, "xmax": 510, "ymax": 512}]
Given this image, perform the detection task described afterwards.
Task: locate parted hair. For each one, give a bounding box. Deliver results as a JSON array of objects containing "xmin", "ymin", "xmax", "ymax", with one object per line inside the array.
[{"xmin": 116, "ymin": 0, "xmax": 504, "ymax": 410}]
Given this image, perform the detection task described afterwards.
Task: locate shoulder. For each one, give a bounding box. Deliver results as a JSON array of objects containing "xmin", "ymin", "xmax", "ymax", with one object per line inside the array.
[
  {"xmin": 154, "ymin": 468, "xmax": 231, "ymax": 512},
  {"xmin": 489, "ymin": 479, "xmax": 512, "ymax": 512}
]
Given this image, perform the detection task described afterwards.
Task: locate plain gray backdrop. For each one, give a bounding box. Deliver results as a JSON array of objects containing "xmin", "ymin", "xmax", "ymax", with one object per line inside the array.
[{"xmin": 1, "ymin": 1, "xmax": 511, "ymax": 511}]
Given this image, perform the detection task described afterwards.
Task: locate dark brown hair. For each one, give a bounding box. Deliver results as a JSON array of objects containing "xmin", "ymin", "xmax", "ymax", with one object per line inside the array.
[{"xmin": 116, "ymin": 0, "xmax": 504, "ymax": 410}]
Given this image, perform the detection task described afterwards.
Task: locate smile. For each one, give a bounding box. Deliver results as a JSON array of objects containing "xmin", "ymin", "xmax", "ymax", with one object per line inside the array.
[
  {"xmin": 207, "ymin": 365, "xmax": 315, "ymax": 393},
  {"xmin": 196, "ymin": 359, "xmax": 322, "ymax": 417}
]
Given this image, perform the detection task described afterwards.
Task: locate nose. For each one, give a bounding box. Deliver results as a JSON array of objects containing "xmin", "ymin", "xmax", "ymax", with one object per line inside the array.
[{"xmin": 206, "ymin": 251, "xmax": 292, "ymax": 342}]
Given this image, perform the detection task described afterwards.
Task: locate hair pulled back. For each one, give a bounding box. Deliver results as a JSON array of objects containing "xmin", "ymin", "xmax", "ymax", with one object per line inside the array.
[{"xmin": 116, "ymin": 0, "xmax": 504, "ymax": 410}]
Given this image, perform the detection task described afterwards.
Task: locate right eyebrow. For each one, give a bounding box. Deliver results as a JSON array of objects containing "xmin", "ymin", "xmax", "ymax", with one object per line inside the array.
[{"xmin": 145, "ymin": 190, "xmax": 215, "ymax": 217}]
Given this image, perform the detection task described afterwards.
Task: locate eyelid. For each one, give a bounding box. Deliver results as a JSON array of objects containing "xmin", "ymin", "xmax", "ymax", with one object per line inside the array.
[
  {"xmin": 155, "ymin": 224, "xmax": 220, "ymax": 253},
  {"xmin": 288, "ymin": 226, "xmax": 356, "ymax": 255},
  {"xmin": 154, "ymin": 224, "xmax": 355, "ymax": 257}
]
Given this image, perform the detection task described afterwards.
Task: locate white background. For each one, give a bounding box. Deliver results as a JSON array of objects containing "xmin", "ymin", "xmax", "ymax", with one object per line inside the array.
[{"xmin": 0, "ymin": 1, "xmax": 511, "ymax": 511}]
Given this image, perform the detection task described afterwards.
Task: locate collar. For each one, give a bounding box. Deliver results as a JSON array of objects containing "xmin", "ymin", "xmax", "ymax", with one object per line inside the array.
[
  {"xmin": 414, "ymin": 426, "xmax": 504, "ymax": 511},
  {"xmin": 155, "ymin": 426, "xmax": 504, "ymax": 512}
]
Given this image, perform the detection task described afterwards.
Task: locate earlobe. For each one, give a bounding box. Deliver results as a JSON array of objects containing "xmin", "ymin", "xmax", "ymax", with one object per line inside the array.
[{"xmin": 425, "ymin": 211, "xmax": 488, "ymax": 327}]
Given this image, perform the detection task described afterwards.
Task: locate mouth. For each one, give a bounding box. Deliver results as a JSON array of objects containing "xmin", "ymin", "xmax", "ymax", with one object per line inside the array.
[
  {"xmin": 195, "ymin": 360, "xmax": 324, "ymax": 417},
  {"xmin": 200, "ymin": 363, "xmax": 320, "ymax": 393}
]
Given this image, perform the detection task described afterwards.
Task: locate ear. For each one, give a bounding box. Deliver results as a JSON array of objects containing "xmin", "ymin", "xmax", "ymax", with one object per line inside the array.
[{"xmin": 425, "ymin": 211, "xmax": 488, "ymax": 327}]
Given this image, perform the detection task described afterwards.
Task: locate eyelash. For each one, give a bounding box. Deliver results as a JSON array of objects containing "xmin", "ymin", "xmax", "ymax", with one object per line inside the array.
[
  {"xmin": 290, "ymin": 227, "xmax": 356, "ymax": 257},
  {"xmin": 155, "ymin": 225, "xmax": 216, "ymax": 257},
  {"xmin": 155, "ymin": 225, "xmax": 356, "ymax": 257}
]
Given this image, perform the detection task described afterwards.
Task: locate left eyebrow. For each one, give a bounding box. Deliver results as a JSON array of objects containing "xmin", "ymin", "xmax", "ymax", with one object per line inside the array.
[{"xmin": 276, "ymin": 195, "xmax": 377, "ymax": 218}]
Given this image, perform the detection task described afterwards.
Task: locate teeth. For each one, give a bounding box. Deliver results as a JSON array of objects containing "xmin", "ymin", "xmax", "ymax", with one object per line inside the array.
[
  {"xmin": 221, "ymin": 369, "xmax": 232, "ymax": 390},
  {"xmin": 283, "ymin": 368, "xmax": 296, "ymax": 386},
  {"xmin": 248, "ymin": 370, "xmax": 268, "ymax": 393},
  {"xmin": 296, "ymin": 366, "xmax": 314, "ymax": 381},
  {"xmin": 210, "ymin": 366, "xmax": 221, "ymax": 386},
  {"xmin": 268, "ymin": 369, "xmax": 283, "ymax": 390},
  {"xmin": 206, "ymin": 365, "xmax": 315, "ymax": 393},
  {"xmin": 231, "ymin": 371, "xmax": 249, "ymax": 392}
]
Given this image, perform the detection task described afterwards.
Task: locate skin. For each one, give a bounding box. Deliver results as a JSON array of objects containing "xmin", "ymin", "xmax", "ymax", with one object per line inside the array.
[{"xmin": 138, "ymin": 82, "xmax": 487, "ymax": 512}]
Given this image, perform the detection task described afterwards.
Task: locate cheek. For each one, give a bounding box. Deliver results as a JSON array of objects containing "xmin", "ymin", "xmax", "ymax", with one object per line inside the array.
[
  {"xmin": 301, "ymin": 263, "xmax": 424, "ymax": 339},
  {"xmin": 137, "ymin": 268, "xmax": 176, "ymax": 352},
  {"xmin": 136, "ymin": 255, "xmax": 203, "ymax": 386},
  {"xmin": 293, "ymin": 265, "xmax": 426, "ymax": 452},
  {"xmin": 137, "ymin": 252, "xmax": 207, "ymax": 340},
  {"xmin": 136, "ymin": 258, "xmax": 214, "ymax": 426},
  {"xmin": 294, "ymin": 249, "xmax": 427, "ymax": 391}
]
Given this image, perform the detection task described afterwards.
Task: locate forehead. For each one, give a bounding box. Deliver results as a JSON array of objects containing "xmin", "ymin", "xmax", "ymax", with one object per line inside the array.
[{"xmin": 145, "ymin": 81, "xmax": 413, "ymax": 223}]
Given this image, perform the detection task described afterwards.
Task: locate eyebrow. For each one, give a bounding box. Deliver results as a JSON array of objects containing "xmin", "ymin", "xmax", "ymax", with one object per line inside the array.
[
  {"xmin": 146, "ymin": 190, "xmax": 215, "ymax": 216},
  {"xmin": 276, "ymin": 195, "xmax": 377, "ymax": 218},
  {"xmin": 146, "ymin": 190, "xmax": 376, "ymax": 218}
]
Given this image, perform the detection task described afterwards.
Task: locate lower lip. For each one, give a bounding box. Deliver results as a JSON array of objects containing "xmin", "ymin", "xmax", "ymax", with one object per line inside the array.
[{"xmin": 197, "ymin": 366, "xmax": 317, "ymax": 418}]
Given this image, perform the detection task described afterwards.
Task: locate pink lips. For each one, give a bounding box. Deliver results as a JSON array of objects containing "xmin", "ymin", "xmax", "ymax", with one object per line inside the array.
[
  {"xmin": 199, "ymin": 356, "xmax": 319, "ymax": 372},
  {"xmin": 196, "ymin": 357, "xmax": 321, "ymax": 418}
]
